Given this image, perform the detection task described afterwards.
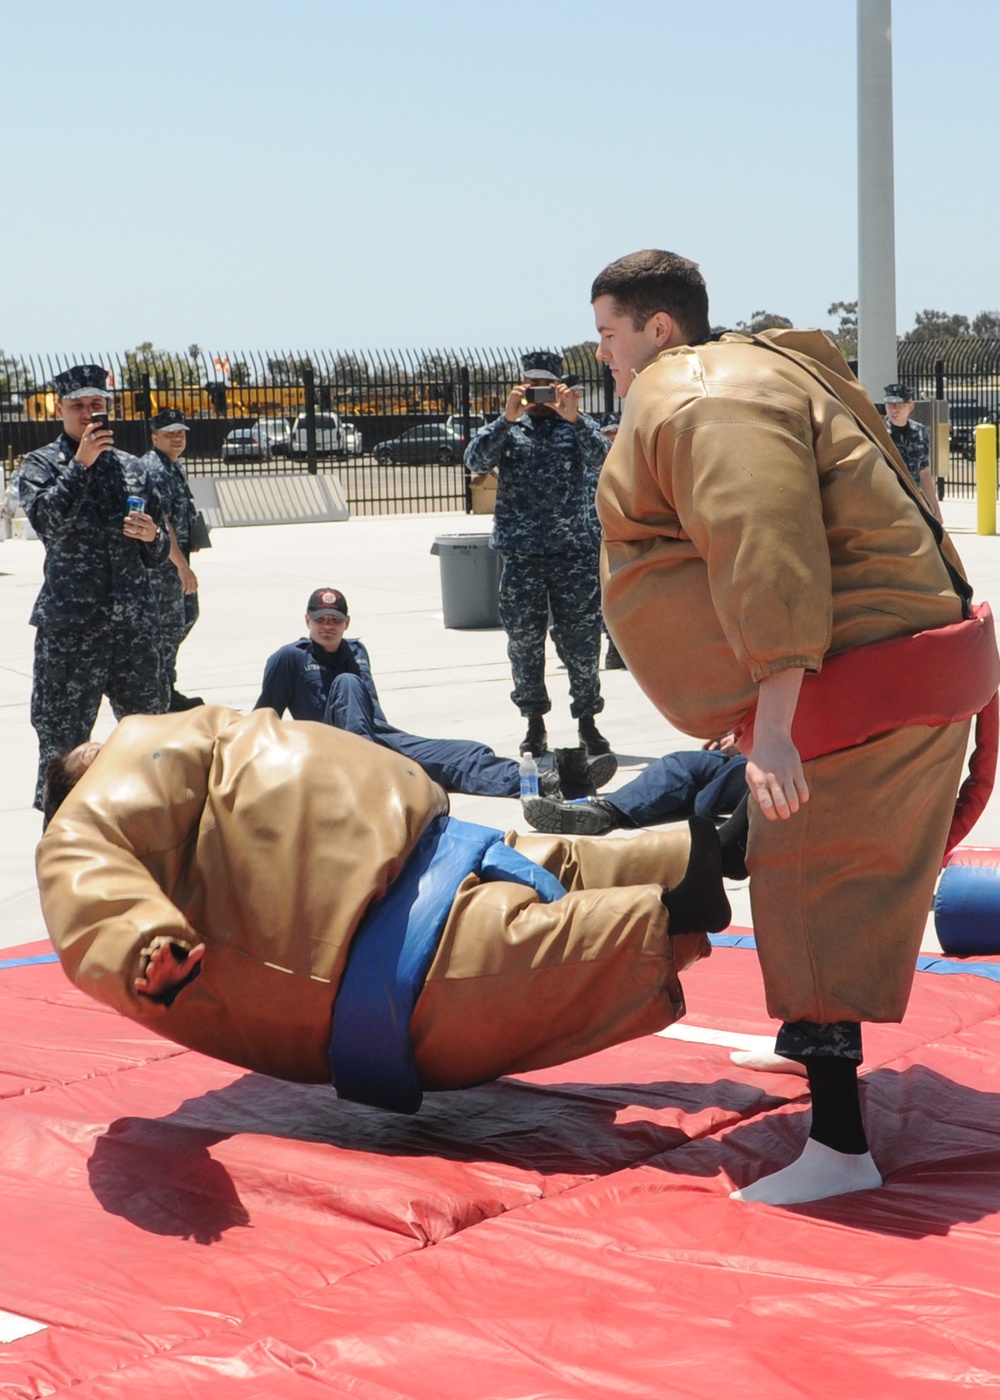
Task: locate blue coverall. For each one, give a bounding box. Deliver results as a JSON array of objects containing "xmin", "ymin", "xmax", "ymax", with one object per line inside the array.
[{"xmin": 255, "ymin": 636, "xmax": 523, "ymax": 798}]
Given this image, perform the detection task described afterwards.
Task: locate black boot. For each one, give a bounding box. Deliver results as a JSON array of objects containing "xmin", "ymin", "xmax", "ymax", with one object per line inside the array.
[
  {"xmin": 604, "ymin": 639, "xmax": 627, "ymax": 670},
  {"xmin": 169, "ymin": 689, "xmax": 205, "ymax": 712},
  {"xmin": 578, "ymin": 715, "xmax": 612, "ymax": 756},
  {"xmin": 661, "ymin": 816, "xmax": 732, "ymax": 935},
  {"xmin": 520, "ymin": 715, "xmax": 548, "ymax": 758},
  {"xmin": 523, "ymin": 795, "xmax": 623, "ymax": 836},
  {"xmin": 554, "ymin": 744, "xmax": 617, "ymax": 798},
  {"xmin": 718, "ymin": 793, "xmax": 750, "ymax": 881}
]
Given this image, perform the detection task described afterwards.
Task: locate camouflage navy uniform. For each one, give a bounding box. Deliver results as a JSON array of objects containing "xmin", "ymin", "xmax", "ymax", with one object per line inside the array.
[
  {"xmin": 19, "ymin": 436, "xmax": 171, "ymax": 806},
  {"xmin": 465, "ymin": 409, "xmax": 609, "ymax": 719},
  {"xmin": 140, "ymin": 446, "xmax": 200, "ymax": 690},
  {"xmin": 884, "ymin": 416, "xmax": 930, "ymax": 488}
]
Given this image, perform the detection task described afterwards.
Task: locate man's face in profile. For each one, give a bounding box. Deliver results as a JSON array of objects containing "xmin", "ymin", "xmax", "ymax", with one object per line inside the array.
[{"xmin": 592, "ymin": 296, "xmax": 666, "ymax": 397}]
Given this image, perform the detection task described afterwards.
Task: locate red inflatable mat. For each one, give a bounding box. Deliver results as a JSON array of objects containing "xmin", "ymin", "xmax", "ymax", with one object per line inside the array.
[{"xmin": 1, "ymin": 937, "xmax": 999, "ymax": 1398}]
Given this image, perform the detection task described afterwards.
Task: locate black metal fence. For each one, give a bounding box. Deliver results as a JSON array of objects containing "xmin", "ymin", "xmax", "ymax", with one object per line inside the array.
[
  {"xmin": 0, "ymin": 348, "xmax": 616, "ymax": 516},
  {"xmin": 4, "ymin": 341, "xmax": 999, "ymax": 508},
  {"xmin": 897, "ymin": 339, "xmax": 1000, "ymax": 498}
]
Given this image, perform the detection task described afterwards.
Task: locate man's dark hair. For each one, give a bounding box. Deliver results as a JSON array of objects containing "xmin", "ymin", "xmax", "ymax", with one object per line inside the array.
[
  {"xmin": 41, "ymin": 751, "xmax": 79, "ymax": 828},
  {"xmin": 591, "ymin": 250, "xmax": 711, "ymax": 342}
]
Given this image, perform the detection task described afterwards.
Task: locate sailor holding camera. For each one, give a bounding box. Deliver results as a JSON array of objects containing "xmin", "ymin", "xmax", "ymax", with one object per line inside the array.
[
  {"xmin": 464, "ymin": 351, "xmax": 612, "ymax": 759},
  {"xmin": 17, "ymin": 363, "xmax": 170, "ymax": 807}
]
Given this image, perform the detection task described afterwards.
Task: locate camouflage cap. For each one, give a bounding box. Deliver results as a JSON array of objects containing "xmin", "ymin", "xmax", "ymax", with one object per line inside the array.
[
  {"xmin": 150, "ymin": 408, "xmax": 190, "ymax": 432},
  {"xmin": 52, "ymin": 364, "xmax": 112, "ymax": 400},
  {"xmin": 883, "ymin": 383, "xmax": 916, "ymax": 403},
  {"xmin": 521, "ymin": 350, "xmax": 564, "ymax": 381}
]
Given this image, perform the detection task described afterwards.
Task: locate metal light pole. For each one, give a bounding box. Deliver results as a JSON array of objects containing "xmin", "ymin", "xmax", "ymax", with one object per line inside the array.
[{"xmin": 857, "ymin": 0, "xmax": 897, "ymax": 400}]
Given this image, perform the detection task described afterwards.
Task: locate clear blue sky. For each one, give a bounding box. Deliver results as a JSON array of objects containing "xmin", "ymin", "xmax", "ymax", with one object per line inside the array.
[{"xmin": 4, "ymin": 0, "xmax": 999, "ymax": 354}]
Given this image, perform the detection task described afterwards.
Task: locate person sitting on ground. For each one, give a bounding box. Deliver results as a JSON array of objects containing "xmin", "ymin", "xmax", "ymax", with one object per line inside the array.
[
  {"xmin": 254, "ymin": 587, "xmax": 616, "ymax": 800},
  {"xmin": 37, "ymin": 707, "xmax": 732, "ymax": 1115}
]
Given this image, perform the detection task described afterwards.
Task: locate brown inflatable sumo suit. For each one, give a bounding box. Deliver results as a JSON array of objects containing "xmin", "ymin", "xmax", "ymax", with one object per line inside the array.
[
  {"xmin": 36, "ymin": 707, "xmax": 709, "ymax": 1101},
  {"xmin": 598, "ymin": 329, "xmax": 975, "ymax": 1028}
]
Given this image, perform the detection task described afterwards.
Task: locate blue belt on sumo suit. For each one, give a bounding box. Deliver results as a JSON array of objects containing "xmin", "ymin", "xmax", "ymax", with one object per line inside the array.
[{"xmin": 329, "ymin": 813, "xmax": 567, "ymax": 1113}]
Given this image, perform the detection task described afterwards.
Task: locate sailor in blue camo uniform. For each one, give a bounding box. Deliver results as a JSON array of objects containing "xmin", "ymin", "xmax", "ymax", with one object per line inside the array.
[
  {"xmin": 18, "ymin": 364, "xmax": 171, "ymax": 807},
  {"xmin": 465, "ymin": 351, "xmax": 612, "ymax": 757},
  {"xmin": 882, "ymin": 382, "xmax": 942, "ymax": 524},
  {"xmin": 140, "ymin": 408, "xmax": 203, "ymax": 711}
]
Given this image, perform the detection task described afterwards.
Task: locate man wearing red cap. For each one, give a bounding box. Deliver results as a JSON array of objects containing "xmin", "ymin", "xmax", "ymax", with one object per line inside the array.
[{"xmin": 255, "ymin": 588, "xmax": 616, "ymax": 799}]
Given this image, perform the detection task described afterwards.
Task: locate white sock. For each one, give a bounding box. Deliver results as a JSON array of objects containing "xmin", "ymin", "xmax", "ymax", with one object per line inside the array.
[
  {"xmin": 729, "ymin": 1049, "xmax": 807, "ymax": 1077},
  {"xmin": 731, "ymin": 1138, "xmax": 882, "ymax": 1206}
]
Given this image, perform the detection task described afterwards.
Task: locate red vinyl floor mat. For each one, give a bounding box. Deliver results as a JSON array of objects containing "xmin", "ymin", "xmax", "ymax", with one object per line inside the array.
[{"xmin": 1, "ymin": 938, "xmax": 999, "ymax": 1398}]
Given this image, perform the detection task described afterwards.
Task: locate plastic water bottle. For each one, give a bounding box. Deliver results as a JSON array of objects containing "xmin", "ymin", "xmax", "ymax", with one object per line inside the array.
[{"xmin": 519, "ymin": 752, "xmax": 539, "ymax": 800}]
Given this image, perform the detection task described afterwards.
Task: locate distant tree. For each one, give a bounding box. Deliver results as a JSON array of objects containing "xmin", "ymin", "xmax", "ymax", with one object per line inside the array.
[
  {"xmin": 972, "ymin": 311, "xmax": 1000, "ymax": 337},
  {"xmin": 0, "ymin": 351, "xmax": 35, "ymax": 395},
  {"xmin": 266, "ymin": 355, "xmax": 314, "ymax": 385},
  {"xmin": 229, "ymin": 359, "xmax": 251, "ymax": 388},
  {"xmin": 122, "ymin": 341, "xmax": 155, "ymax": 388},
  {"xmin": 417, "ymin": 351, "xmax": 462, "ymax": 374},
  {"xmin": 123, "ymin": 342, "xmax": 200, "ymax": 388},
  {"xmin": 733, "ymin": 310, "xmax": 794, "ymax": 335},
  {"xmin": 826, "ymin": 300, "xmax": 858, "ymax": 360},
  {"xmin": 561, "ymin": 341, "xmax": 599, "ymax": 377},
  {"xmin": 329, "ymin": 353, "xmax": 372, "ymax": 385},
  {"xmin": 904, "ymin": 309, "xmax": 971, "ymax": 342}
]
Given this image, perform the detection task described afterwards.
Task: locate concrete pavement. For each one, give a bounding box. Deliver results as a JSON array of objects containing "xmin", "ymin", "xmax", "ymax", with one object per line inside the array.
[{"xmin": 3, "ymin": 500, "xmax": 1000, "ymax": 955}]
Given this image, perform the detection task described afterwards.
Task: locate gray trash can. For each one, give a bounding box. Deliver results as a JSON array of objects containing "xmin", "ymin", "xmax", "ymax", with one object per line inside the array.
[{"xmin": 430, "ymin": 533, "xmax": 502, "ymax": 628}]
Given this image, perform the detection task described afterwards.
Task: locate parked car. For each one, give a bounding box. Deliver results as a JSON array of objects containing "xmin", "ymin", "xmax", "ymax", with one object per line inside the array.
[
  {"xmin": 373, "ymin": 424, "xmax": 464, "ymax": 465},
  {"xmin": 254, "ymin": 417, "xmax": 291, "ymax": 454},
  {"xmin": 289, "ymin": 411, "xmax": 345, "ymax": 457},
  {"xmin": 221, "ymin": 427, "xmax": 273, "ymax": 463},
  {"xmin": 947, "ymin": 400, "xmax": 994, "ymax": 460},
  {"xmin": 341, "ymin": 421, "xmax": 363, "ymax": 456},
  {"xmin": 445, "ymin": 412, "xmax": 488, "ymax": 442}
]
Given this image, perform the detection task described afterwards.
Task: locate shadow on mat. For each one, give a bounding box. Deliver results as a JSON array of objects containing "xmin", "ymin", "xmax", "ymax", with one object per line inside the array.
[
  {"xmin": 88, "ymin": 1069, "xmax": 790, "ymax": 1240},
  {"xmin": 88, "ymin": 1064, "xmax": 1000, "ymax": 1242},
  {"xmin": 88, "ymin": 1120, "xmax": 251, "ymax": 1245}
]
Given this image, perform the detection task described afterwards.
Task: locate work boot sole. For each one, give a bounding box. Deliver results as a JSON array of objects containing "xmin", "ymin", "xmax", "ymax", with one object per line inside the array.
[
  {"xmin": 586, "ymin": 752, "xmax": 617, "ymax": 789},
  {"xmin": 522, "ymin": 797, "xmax": 615, "ymax": 836}
]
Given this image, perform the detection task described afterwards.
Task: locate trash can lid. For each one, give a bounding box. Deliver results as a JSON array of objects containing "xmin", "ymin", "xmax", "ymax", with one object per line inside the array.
[{"xmin": 430, "ymin": 533, "xmax": 492, "ymax": 553}]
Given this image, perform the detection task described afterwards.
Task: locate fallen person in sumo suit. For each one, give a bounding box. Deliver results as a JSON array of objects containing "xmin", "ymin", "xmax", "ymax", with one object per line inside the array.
[{"xmin": 35, "ymin": 707, "xmax": 740, "ymax": 1117}]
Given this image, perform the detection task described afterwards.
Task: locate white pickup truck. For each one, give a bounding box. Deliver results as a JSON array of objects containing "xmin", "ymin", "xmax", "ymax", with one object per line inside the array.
[{"xmin": 289, "ymin": 411, "xmax": 346, "ymax": 458}]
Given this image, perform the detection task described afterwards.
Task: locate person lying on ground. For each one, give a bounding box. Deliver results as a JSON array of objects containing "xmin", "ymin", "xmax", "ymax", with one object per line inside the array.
[{"xmin": 255, "ymin": 587, "xmax": 616, "ymax": 800}]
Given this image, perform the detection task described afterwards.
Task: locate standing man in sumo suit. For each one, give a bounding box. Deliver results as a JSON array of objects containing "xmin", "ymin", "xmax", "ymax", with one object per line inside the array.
[{"xmin": 591, "ymin": 248, "xmax": 998, "ymax": 1205}]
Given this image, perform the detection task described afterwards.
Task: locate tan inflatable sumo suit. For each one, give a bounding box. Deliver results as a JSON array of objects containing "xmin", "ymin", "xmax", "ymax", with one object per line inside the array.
[
  {"xmin": 598, "ymin": 330, "xmax": 973, "ymax": 1028},
  {"xmin": 36, "ymin": 707, "xmax": 708, "ymax": 1093}
]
